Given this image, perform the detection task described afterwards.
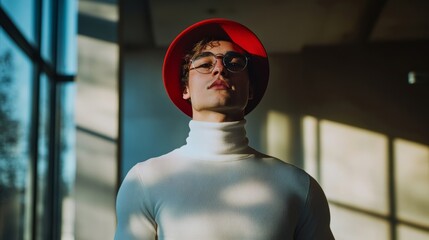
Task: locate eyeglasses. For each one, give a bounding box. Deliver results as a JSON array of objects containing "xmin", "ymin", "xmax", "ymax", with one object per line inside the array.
[{"xmin": 189, "ymin": 51, "xmax": 249, "ymax": 74}]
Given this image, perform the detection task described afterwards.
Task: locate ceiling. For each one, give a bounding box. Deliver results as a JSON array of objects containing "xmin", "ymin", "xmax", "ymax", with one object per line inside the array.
[{"xmin": 132, "ymin": 0, "xmax": 429, "ymax": 53}]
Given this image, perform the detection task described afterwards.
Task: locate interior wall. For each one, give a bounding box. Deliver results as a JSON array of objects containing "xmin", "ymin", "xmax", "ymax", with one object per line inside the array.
[
  {"xmin": 298, "ymin": 41, "xmax": 429, "ymax": 239},
  {"xmin": 120, "ymin": 49, "xmax": 188, "ymax": 179},
  {"xmin": 300, "ymin": 41, "xmax": 429, "ymax": 144}
]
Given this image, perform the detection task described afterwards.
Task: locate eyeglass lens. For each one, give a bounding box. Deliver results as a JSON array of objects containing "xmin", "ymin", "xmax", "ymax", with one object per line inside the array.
[{"xmin": 191, "ymin": 51, "xmax": 248, "ymax": 74}]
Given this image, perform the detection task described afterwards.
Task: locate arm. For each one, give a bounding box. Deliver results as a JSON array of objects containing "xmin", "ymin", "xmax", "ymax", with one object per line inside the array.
[
  {"xmin": 115, "ymin": 164, "xmax": 157, "ymax": 240},
  {"xmin": 294, "ymin": 177, "xmax": 335, "ymax": 240}
]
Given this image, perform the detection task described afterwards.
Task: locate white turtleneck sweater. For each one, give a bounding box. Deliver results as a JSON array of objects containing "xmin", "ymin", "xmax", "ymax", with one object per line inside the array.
[{"xmin": 115, "ymin": 120, "xmax": 334, "ymax": 240}]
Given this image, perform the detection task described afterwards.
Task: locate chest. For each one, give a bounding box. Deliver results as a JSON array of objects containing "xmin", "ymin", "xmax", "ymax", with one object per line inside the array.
[{"xmin": 151, "ymin": 170, "xmax": 302, "ymax": 240}]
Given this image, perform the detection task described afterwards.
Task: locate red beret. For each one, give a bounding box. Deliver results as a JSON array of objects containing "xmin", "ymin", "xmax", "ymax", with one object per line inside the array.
[{"xmin": 162, "ymin": 18, "xmax": 269, "ymax": 117}]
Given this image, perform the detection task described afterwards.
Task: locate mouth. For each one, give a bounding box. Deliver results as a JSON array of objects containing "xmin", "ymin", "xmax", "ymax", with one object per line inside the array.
[{"xmin": 207, "ymin": 79, "xmax": 232, "ymax": 90}]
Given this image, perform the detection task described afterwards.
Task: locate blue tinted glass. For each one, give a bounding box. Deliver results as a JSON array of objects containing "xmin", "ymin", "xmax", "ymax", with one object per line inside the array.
[
  {"xmin": 59, "ymin": 82, "xmax": 76, "ymax": 191},
  {"xmin": 57, "ymin": 0, "xmax": 78, "ymax": 75},
  {"xmin": 58, "ymin": 82, "xmax": 76, "ymax": 238},
  {"xmin": 0, "ymin": 28, "xmax": 34, "ymax": 239},
  {"xmin": 1, "ymin": 0, "xmax": 36, "ymax": 45},
  {"xmin": 41, "ymin": 0, "xmax": 54, "ymax": 63},
  {"xmin": 36, "ymin": 73, "xmax": 51, "ymax": 240}
]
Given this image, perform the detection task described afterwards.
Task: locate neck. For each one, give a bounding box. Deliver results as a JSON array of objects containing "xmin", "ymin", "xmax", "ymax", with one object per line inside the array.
[
  {"xmin": 179, "ymin": 120, "xmax": 253, "ymax": 161},
  {"xmin": 192, "ymin": 110, "xmax": 244, "ymax": 122}
]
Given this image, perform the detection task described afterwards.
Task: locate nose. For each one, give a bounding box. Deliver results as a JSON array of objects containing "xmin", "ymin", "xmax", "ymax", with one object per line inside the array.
[{"xmin": 212, "ymin": 59, "xmax": 228, "ymax": 76}]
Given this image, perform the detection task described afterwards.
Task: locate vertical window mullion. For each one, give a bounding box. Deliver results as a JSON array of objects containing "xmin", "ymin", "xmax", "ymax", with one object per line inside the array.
[{"xmin": 47, "ymin": 0, "xmax": 60, "ymax": 239}]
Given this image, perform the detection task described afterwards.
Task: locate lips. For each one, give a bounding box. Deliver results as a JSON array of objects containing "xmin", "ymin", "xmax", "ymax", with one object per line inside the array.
[{"xmin": 208, "ymin": 79, "xmax": 231, "ymax": 90}]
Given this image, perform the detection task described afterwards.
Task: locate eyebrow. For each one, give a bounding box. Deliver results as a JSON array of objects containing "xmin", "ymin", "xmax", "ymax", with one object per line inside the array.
[
  {"xmin": 194, "ymin": 51, "xmax": 245, "ymax": 59},
  {"xmin": 194, "ymin": 51, "xmax": 214, "ymax": 59}
]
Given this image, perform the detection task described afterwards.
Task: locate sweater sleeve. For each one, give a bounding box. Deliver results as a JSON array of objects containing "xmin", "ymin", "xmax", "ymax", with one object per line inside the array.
[
  {"xmin": 115, "ymin": 164, "xmax": 157, "ymax": 240},
  {"xmin": 294, "ymin": 176, "xmax": 335, "ymax": 240}
]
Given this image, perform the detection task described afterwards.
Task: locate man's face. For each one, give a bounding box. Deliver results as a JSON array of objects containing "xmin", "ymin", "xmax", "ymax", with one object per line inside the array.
[{"xmin": 183, "ymin": 41, "xmax": 251, "ymax": 121}]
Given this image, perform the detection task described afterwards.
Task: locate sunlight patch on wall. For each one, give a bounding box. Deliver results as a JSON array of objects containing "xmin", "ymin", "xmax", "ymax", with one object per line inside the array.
[
  {"xmin": 398, "ymin": 224, "xmax": 429, "ymax": 240},
  {"xmin": 302, "ymin": 115, "xmax": 318, "ymax": 179},
  {"xmin": 78, "ymin": 0, "xmax": 118, "ymax": 21},
  {"xmin": 320, "ymin": 120, "xmax": 388, "ymax": 215},
  {"xmin": 266, "ymin": 111, "xmax": 291, "ymax": 162},
  {"xmin": 330, "ymin": 204, "xmax": 389, "ymax": 240},
  {"xmin": 395, "ymin": 139, "xmax": 429, "ymax": 227},
  {"xmin": 62, "ymin": 197, "xmax": 76, "ymax": 240},
  {"xmin": 301, "ymin": 116, "xmax": 429, "ymax": 239},
  {"xmin": 75, "ymin": 9, "xmax": 119, "ymax": 239},
  {"xmin": 76, "ymin": 35, "xmax": 118, "ymax": 138},
  {"xmin": 75, "ymin": 131, "xmax": 117, "ymax": 239}
]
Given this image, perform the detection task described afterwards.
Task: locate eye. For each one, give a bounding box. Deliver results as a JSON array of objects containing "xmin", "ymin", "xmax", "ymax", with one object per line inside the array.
[
  {"xmin": 197, "ymin": 62, "xmax": 214, "ymax": 69},
  {"xmin": 194, "ymin": 57, "xmax": 215, "ymax": 69},
  {"xmin": 226, "ymin": 57, "xmax": 246, "ymax": 71},
  {"xmin": 230, "ymin": 58, "xmax": 245, "ymax": 66}
]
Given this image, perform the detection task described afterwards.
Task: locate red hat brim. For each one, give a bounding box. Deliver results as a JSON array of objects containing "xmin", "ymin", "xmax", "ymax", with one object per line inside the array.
[{"xmin": 162, "ymin": 18, "xmax": 269, "ymax": 117}]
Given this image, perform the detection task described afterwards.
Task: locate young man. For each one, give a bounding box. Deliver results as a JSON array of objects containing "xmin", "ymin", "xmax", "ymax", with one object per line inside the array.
[{"xmin": 115, "ymin": 18, "xmax": 334, "ymax": 240}]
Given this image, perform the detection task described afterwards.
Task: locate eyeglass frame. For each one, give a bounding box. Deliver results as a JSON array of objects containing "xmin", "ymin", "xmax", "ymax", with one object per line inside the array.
[{"xmin": 189, "ymin": 51, "xmax": 249, "ymax": 74}]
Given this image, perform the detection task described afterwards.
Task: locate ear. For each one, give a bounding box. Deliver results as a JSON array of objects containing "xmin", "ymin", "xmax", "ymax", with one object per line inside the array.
[{"xmin": 183, "ymin": 86, "xmax": 191, "ymax": 100}]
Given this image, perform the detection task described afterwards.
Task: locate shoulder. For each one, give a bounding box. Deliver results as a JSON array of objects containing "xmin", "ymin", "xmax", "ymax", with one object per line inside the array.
[
  {"xmin": 258, "ymin": 156, "xmax": 334, "ymax": 238},
  {"xmin": 294, "ymin": 176, "xmax": 334, "ymax": 239},
  {"xmin": 123, "ymin": 148, "xmax": 188, "ymax": 186},
  {"xmin": 116, "ymin": 150, "xmax": 182, "ymax": 211},
  {"xmin": 247, "ymin": 150, "xmax": 313, "ymax": 200},
  {"xmin": 254, "ymin": 151, "xmax": 311, "ymax": 187}
]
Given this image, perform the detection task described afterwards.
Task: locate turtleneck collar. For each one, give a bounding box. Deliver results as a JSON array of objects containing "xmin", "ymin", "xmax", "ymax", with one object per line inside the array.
[{"xmin": 178, "ymin": 120, "xmax": 255, "ymax": 161}]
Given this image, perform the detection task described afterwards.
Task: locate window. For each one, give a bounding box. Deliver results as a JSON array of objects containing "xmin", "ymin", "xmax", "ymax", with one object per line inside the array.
[{"xmin": 0, "ymin": 2, "xmax": 77, "ymax": 239}]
